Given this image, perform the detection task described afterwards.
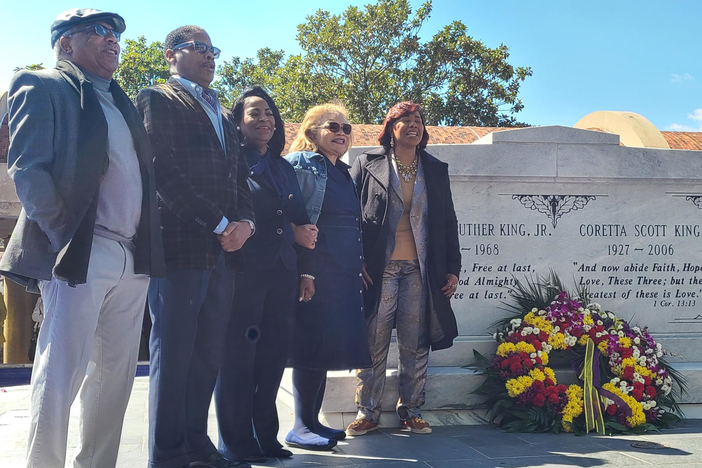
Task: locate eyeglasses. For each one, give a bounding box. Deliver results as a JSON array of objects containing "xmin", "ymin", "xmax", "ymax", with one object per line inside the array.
[
  {"xmin": 70, "ymin": 23, "xmax": 121, "ymax": 42},
  {"xmin": 322, "ymin": 121, "xmax": 352, "ymax": 135},
  {"xmin": 172, "ymin": 41, "xmax": 221, "ymax": 59}
]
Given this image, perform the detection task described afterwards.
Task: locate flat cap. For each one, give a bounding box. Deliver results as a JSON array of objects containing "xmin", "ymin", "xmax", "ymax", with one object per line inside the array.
[{"xmin": 51, "ymin": 8, "xmax": 126, "ymax": 46}]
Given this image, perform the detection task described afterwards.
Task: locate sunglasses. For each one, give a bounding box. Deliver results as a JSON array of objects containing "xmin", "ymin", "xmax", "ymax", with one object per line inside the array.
[
  {"xmin": 71, "ymin": 23, "xmax": 121, "ymax": 42},
  {"xmin": 323, "ymin": 121, "xmax": 352, "ymax": 135},
  {"xmin": 172, "ymin": 41, "xmax": 221, "ymax": 59}
]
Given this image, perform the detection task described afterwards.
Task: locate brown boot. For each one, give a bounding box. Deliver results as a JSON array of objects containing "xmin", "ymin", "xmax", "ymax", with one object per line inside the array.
[{"xmin": 345, "ymin": 418, "xmax": 379, "ymax": 436}]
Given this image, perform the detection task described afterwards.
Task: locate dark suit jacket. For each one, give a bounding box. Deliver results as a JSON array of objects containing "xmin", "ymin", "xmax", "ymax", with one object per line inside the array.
[
  {"xmin": 239, "ymin": 149, "xmax": 310, "ymax": 272},
  {"xmin": 136, "ymin": 78, "xmax": 254, "ymax": 270},
  {"xmin": 351, "ymin": 147, "xmax": 461, "ymax": 351}
]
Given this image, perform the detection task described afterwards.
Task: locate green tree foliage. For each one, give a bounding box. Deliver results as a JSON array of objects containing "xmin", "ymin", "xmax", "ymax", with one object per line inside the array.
[
  {"xmin": 13, "ymin": 64, "xmax": 45, "ymax": 72},
  {"xmin": 215, "ymin": 0, "xmax": 532, "ymax": 126},
  {"xmin": 114, "ymin": 36, "xmax": 169, "ymax": 100}
]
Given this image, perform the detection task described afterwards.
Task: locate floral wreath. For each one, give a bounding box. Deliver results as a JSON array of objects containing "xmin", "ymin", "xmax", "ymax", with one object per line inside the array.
[{"xmin": 470, "ymin": 275, "xmax": 686, "ymax": 434}]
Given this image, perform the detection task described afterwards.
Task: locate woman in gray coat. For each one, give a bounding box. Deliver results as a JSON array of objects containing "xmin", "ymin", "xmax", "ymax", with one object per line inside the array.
[{"xmin": 347, "ymin": 102, "xmax": 461, "ymax": 436}]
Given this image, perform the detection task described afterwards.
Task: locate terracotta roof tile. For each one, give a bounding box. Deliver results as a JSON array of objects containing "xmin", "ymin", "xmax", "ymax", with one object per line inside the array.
[{"xmin": 661, "ymin": 131, "xmax": 702, "ymax": 151}]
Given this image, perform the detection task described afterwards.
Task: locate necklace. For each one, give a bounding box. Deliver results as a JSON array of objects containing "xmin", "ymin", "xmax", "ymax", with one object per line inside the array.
[{"xmin": 394, "ymin": 154, "xmax": 418, "ymax": 182}]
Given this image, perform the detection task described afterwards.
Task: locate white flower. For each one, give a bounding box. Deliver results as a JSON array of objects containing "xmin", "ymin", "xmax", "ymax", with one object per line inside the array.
[
  {"xmin": 530, "ymin": 353, "xmax": 537, "ymax": 358},
  {"xmin": 634, "ymin": 337, "xmax": 640, "ymax": 345},
  {"xmin": 656, "ymin": 378, "xmax": 663, "ymax": 385},
  {"xmin": 610, "ymin": 330, "xmax": 618, "ymax": 335},
  {"xmin": 656, "ymin": 351, "xmax": 663, "ymax": 358},
  {"xmin": 611, "ymin": 377, "xmax": 620, "ymax": 384},
  {"xmin": 533, "ymin": 328, "xmax": 540, "ymax": 335},
  {"xmin": 521, "ymin": 331, "xmax": 528, "ymax": 336},
  {"xmin": 583, "ymin": 325, "xmax": 591, "ymax": 332},
  {"xmin": 554, "ymin": 326, "xmax": 560, "ymax": 333},
  {"xmin": 578, "ymin": 307, "xmax": 584, "ymax": 312},
  {"xmin": 632, "ymin": 326, "xmax": 641, "ymax": 333},
  {"xmin": 651, "ymin": 400, "xmax": 657, "ymax": 408},
  {"xmin": 531, "ymin": 308, "xmax": 538, "ymax": 313}
]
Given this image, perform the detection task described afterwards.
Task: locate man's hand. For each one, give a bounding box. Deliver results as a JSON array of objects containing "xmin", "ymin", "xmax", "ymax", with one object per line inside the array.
[
  {"xmin": 218, "ymin": 221, "xmax": 252, "ymax": 252},
  {"xmin": 299, "ymin": 277, "xmax": 315, "ymax": 302},
  {"xmin": 293, "ymin": 223, "xmax": 318, "ymax": 249}
]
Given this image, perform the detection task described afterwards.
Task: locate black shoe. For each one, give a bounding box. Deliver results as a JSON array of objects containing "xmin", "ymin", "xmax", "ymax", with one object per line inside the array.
[
  {"xmin": 261, "ymin": 447, "xmax": 293, "ymax": 458},
  {"xmin": 235, "ymin": 453, "xmax": 267, "ymax": 463},
  {"xmin": 190, "ymin": 452, "xmax": 250, "ymax": 468}
]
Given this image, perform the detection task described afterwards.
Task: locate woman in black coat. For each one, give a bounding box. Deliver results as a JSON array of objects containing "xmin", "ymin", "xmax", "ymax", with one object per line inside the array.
[
  {"xmin": 347, "ymin": 101, "xmax": 461, "ymax": 436},
  {"xmin": 214, "ymin": 87, "xmax": 318, "ymax": 464}
]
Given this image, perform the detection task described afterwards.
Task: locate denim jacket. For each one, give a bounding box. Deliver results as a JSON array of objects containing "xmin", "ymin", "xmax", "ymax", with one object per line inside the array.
[{"xmin": 285, "ymin": 151, "xmax": 358, "ymax": 224}]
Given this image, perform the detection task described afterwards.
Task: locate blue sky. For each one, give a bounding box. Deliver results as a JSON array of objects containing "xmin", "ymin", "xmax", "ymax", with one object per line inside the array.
[{"xmin": 1, "ymin": 0, "xmax": 699, "ymax": 130}]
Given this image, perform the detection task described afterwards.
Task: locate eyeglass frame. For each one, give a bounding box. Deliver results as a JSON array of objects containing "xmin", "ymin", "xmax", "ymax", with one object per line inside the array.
[
  {"xmin": 321, "ymin": 121, "xmax": 353, "ymax": 135},
  {"xmin": 68, "ymin": 23, "xmax": 121, "ymax": 42},
  {"xmin": 171, "ymin": 41, "xmax": 221, "ymax": 59}
]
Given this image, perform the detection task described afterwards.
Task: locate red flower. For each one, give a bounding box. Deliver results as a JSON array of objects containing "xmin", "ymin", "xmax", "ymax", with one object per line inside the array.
[
  {"xmin": 510, "ymin": 362, "xmax": 522, "ymax": 373},
  {"xmin": 633, "ymin": 382, "xmax": 644, "ymax": 391},
  {"xmin": 632, "ymin": 389, "xmax": 644, "ymax": 401},
  {"xmin": 620, "ymin": 348, "xmax": 633, "ymax": 358},
  {"xmin": 643, "ymin": 376, "xmax": 651, "ymax": 386},
  {"xmin": 523, "ymin": 360, "xmax": 534, "ymax": 369},
  {"xmin": 532, "ymin": 341, "xmax": 542, "ymax": 351},
  {"xmin": 548, "ymin": 393, "xmax": 559, "ymax": 404},
  {"xmin": 532, "ymin": 380, "xmax": 545, "ymax": 390},
  {"xmin": 533, "ymin": 394, "xmax": 546, "ymax": 407},
  {"xmin": 557, "ymin": 385, "xmax": 568, "ymax": 393},
  {"xmin": 545, "ymin": 378, "xmax": 555, "ymax": 386},
  {"xmin": 606, "ymin": 404, "xmax": 618, "ymax": 415},
  {"xmin": 646, "ymin": 386, "xmax": 657, "ymax": 398},
  {"xmin": 622, "ymin": 367, "xmax": 635, "ymax": 380}
]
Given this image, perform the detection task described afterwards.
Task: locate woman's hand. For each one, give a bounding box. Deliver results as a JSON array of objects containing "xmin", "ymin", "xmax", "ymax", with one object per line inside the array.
[
  {"xmin": 299, "ymin": 276, "xmax": 315, "ymax": 302},
  {"xmin": 361, "ymin": 262, "xmax": 373, "ymax": 290},
  {"xmin": 441, "ymin": 274, "xmax": 459, "ymax": 297},
  {"xmin": 292, "ymin": 223, "xmax": 318, "ymax": 249}
]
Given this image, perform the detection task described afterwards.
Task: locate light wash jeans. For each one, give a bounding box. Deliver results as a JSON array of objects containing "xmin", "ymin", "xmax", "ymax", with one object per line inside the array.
[
  {"xmin": 355, "ymin": 259, "xmax": 429, "ymax": 423},
  {"xmin": 27, "ymin": 235, "xmax": 148, "ymax": 468}
]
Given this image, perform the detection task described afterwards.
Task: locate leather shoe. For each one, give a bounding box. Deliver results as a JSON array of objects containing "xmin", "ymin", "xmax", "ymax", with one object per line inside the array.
[
  {"xmin": 189, "ymin": 452, "xmax": 250, "ymax": 468},
  {"xmin": 235, "ymin": 453, "xmax": 267, "ymax": 463},
  {"xmin": 262, "ymin": 447, "xmax": 293, "ymax": 458}
]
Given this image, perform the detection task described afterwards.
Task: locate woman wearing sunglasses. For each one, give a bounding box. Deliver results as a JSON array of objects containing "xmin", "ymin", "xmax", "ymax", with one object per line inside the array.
[
  {"xmin": 283, "ymin": 103, "xmax": 371, "ymax": 451},
  {"xmin": 346, "ymin": 102, "xmax": 461, "ymax": 436},
  {"xmin": 214, "ymin": 87, "xmax": 318, "ymax": 464}
]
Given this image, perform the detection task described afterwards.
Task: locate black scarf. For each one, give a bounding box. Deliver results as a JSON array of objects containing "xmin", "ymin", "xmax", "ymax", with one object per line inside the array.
[{"xmin": 52, "ymin": 60, "xmax": 148, "ymax": 286}]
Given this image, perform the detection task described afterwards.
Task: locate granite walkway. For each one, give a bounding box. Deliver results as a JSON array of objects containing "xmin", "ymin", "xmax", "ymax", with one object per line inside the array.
[{"xmin": 1, "ymin": 377, "xmax": 701, "ymax": 468}]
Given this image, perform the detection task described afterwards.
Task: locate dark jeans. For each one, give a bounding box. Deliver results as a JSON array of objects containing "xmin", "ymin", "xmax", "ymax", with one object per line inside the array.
[
  {"xmin": 148, "ymin": 253, "xmax": 236, "ymax": 468},
  {"xmin": 215, "ymin": 262, "xmax": 297, "ymax": 459}
]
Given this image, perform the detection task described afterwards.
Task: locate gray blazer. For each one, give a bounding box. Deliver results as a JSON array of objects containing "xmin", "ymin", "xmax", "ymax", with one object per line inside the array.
[{"xmin": 0, "ymin": 68, "xmax": 163, "ymax": 291}]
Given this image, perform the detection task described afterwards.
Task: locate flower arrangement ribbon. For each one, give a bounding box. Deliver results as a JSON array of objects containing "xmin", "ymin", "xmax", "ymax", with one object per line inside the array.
[
  {"xmin": 578, "ymin": 339, "xmax": 606, "ymax": 434},
  {"xmin": 574, "ymin": 338, "xmax": 633, "ymax": 434}
]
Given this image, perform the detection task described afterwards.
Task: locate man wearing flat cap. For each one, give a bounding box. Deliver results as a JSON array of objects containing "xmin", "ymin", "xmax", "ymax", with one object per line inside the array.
[{"xmin": 1, "ymin": 8, "xmax": 165, "ymax": 468}]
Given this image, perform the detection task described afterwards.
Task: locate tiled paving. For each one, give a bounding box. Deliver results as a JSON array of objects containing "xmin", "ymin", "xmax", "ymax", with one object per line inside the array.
[{"xmin": 2, "ymin": 377, "xmax": 702, "ymax": 468}]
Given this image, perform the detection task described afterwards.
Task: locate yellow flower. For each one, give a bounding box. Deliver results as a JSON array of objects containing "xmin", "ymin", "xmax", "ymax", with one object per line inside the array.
[
  {"xmin": 619, "ymin": 337, "xmax": 632, "ymax": 348},
  {"xmin": 578, "ymin": 334, "xmax": 590, "ymax": 346},
  {"xmin": 496, "ymin": 342, "xmax": 516, "ymax": 357},
  {"xmin": 621, "ymin": 357, "xmax": 636, "ymax": 368},
  {"xmin": 529, "ymin": 368, "xmax": 545, "ymax": 381},
  {"xmin": 598, "ymin": 341, "xmax": 609, "ymax": 355},
  {"xmin": 567, "ymin": 384, "xmax": 584, "ymax": 400},
  {"xmin": 515, "ymin": 342, "xmax": 536, "ymax": 354},
  {"xmin": 506, "ymin": 375, "xmax": 534, "ymax": 397},
  {"xmin": 548, "ymin": 333, "xmax": 568, "ymax": 350},
  {"xmin": 635, "ymin": 365, "xmax": 653, "ymax": 378},
  {"xmin": 583, "ymin": 314, "xmax": 594, "ymax": 325},
  {"xmin": 543, "ymin": 367, "xmax": 557, "ymax": 383},
  {"xmin": 540, "ymin": 352, "xmax": 550, "ymax": 366}
]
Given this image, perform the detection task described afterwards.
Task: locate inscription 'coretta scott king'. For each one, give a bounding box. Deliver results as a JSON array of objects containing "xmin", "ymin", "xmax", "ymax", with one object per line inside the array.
[{"xmin": 408, "ymin": 126, "xmax": 702, "ymax": 357}]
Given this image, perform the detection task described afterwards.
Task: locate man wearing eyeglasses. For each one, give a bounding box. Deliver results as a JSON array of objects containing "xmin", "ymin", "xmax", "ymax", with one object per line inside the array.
[
  {"xmin": 1, "ymin": 8, "xmax": 165, "ymax": 468},
  {"xmin": 136, "ymin": 25, "xmax": 254, "ymax": 468}
]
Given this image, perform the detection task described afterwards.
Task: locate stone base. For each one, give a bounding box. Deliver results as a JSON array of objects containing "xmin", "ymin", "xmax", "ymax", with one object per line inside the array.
[{"xmin": 279, "ymin": 362, "xmax": 702, "ymax": 427}]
